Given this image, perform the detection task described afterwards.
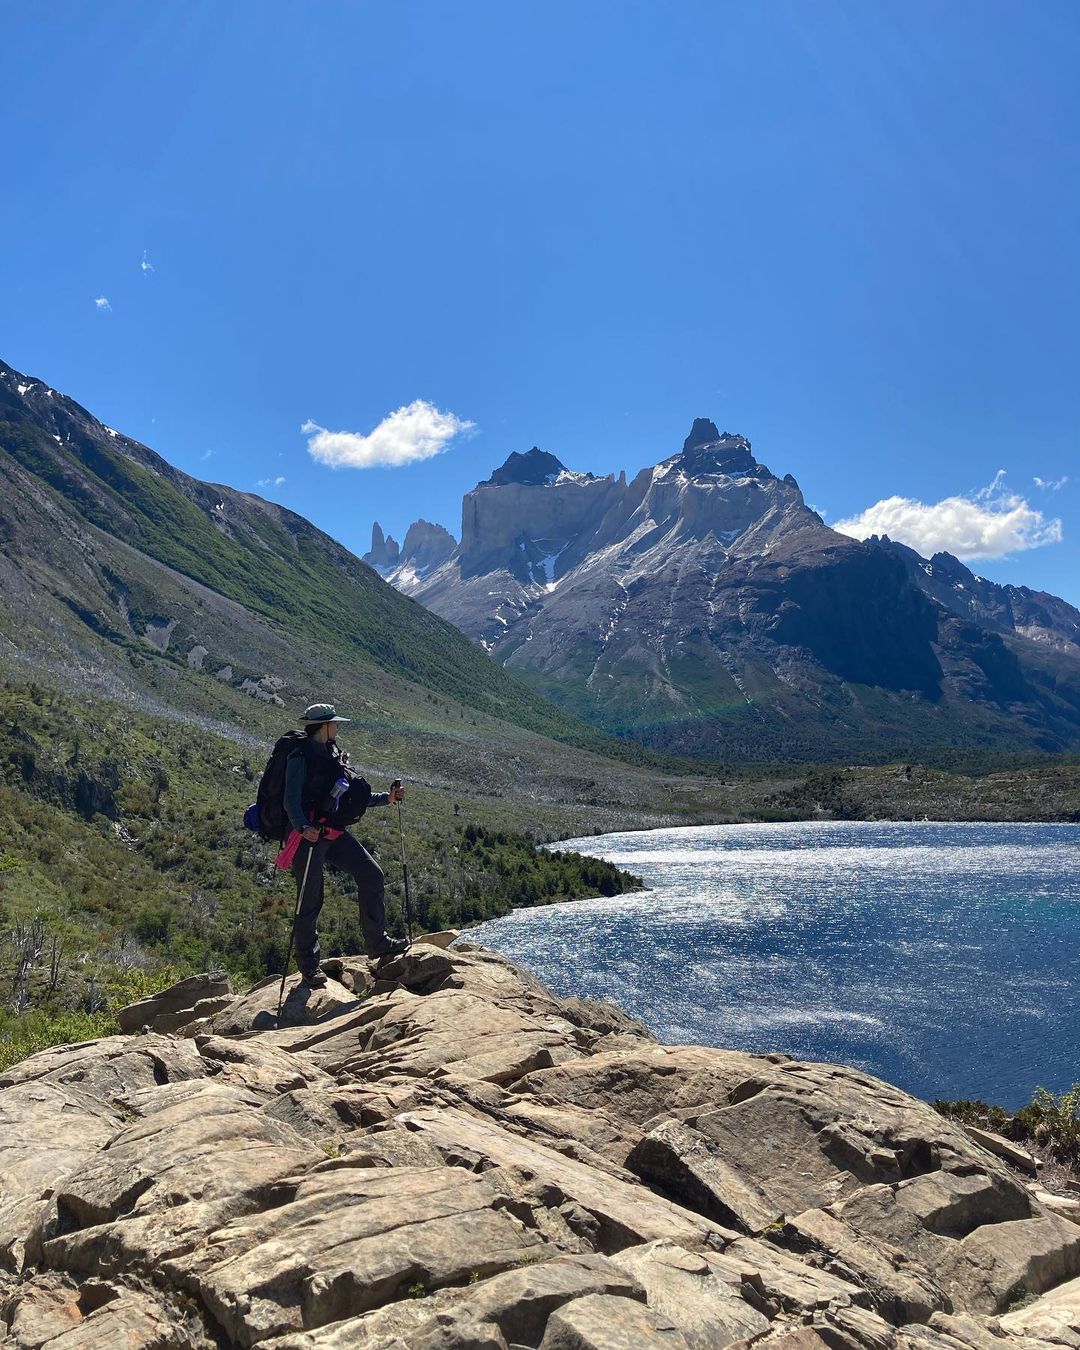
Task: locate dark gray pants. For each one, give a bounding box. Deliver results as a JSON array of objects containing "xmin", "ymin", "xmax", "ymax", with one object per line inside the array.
[{"xmin": 290, "ymin": 831, "xmax": 390, "ymax": 970}]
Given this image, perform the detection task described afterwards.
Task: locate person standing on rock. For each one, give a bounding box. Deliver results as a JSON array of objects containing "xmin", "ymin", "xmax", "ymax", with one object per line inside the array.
[{"xmin": 284, "ymin": 703, "xmax": 408, "ymax": 987}]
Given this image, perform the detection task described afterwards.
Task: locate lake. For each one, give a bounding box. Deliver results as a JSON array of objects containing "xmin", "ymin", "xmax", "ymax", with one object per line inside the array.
[{"xmin": 470, "ymin": 820, "xmax": 1080, "ymax": 1108}]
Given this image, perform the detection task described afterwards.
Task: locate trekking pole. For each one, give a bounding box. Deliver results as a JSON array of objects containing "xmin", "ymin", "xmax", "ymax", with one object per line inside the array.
[
  {"xmin": 278, "ymin": 840, "xmax": 315, "ymax": 1017},
  {"xmin": 391, "ymin": 781, "xmax": 413, "ymax": 946}
]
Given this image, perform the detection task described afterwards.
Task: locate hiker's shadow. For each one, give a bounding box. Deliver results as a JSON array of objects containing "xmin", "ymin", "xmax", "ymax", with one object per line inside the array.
[{"xmin": 252, "ymin": 983, "xmax": 364, "ymax": 1031}]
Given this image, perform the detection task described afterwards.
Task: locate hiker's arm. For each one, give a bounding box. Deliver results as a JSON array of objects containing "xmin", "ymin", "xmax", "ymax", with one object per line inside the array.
[
  {"xmin": 369, "ymin": 791, "xmax": 391, "ymax": 808},
  {"xmin": 284, "ymin": 752, "xmax": 310, "ymax": 834}
]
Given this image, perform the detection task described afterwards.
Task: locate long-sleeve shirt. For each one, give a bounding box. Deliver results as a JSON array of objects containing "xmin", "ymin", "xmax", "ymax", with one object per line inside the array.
[{"xmin": 284, "ymin": 742, "xmax": 389, "ymax": 833}]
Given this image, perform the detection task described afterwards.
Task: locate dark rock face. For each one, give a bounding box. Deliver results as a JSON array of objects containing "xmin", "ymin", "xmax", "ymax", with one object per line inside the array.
[
  {"xmin": 871, "ymin": 536, "xmax": 1080, "ymax": 656},
  {"xmin": 3, "ymin": 943, "xmax": 1079, "ymax": 1346},
  {"xmin": 678, "ymin": 422, "xmax": 757, "ymax": 475},
  {"xmin": 483, "ymin": 446, "xmax": 586, "ymax": 487},
  {"xmin": 383, "ymin": 420, "xmax": 1080, "ymax": 760}
]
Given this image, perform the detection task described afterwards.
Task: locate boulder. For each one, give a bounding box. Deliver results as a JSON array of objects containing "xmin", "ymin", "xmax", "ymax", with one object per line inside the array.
[
  {"xmin": 1000, "ymin": 1270, "xmax": 1080, "ymax": 1344},
  {"xmin": 116, "ymin": 972, "xmax": 233, "ymax": 1035},
  {"xmin": 0, "ymin": 1032, "xmax": 206, "ymax": 1095},
  {"xmin": 627, "ymin": 1118, "xmax": 785, "ymax": 1234},
  {"xmin": 609, "ymin": 1241, "xmax": 772, "ymax": 1348},
  {"xmin": 0, "ymin": 1081, "xmax": 124, "ymax": 1275},
  {"xmin": 194, "ymin": 1034, "xmax": 335, "ymax": 1098},
  {"xmin": 207, "ymin": 973, "xmax": 362, "ymax": 1035},
  {"xmin": 934, "ymin": 1212, "xmax": 1080, "ymax": 1314},
  {"xmin": 963, "ymin": 1126, "xmax": 1040, "ymax": 1174},
  {"xmin": 779, "ymin": 1207, "xmax": 946, "ymax": 1323},
  {"xmin": 538, "ymin": 1292, "xmax": 691, "ymax": 1347},
  {"xmin": 411, "ymin": 929, "xmax": 460, "ymax": 950}
]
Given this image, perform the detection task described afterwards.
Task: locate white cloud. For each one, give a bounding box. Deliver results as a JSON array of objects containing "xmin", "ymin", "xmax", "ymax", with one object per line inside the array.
[
  {"xmin": 94, "ymin": 296, "xmax": 111, "ymax": 311},
  {"xmin": 834, "ymin": 471, "xmax": 1063, "ymax": 561},
  {"xmin": 302, "ymin": 400, "xmax": 475, "ymax": 470},
  {"xmin": 200, "ymin": 449, "xmax": 213, "ymax": 460},
  {"xmin": 256, "ymin": 475, "xmax": 286, "ymax": 488},
  {"xmin": 1034, "ymin": 475, "xmax": 1068, "ymax": 491},
  {"xmin": 140, "ymin": 250, "xmax": 154, "ymax": 273}
]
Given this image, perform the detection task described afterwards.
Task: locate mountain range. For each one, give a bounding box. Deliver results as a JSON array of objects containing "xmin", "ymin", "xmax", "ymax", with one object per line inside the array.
[
  {"xmin": 367, "ymin": 419, "xmax": 1080, "ymax": 760},
  {"xmin": 0, "ymin": 355, "xmax": 654, "ymax": 787},
  {"xmin": 2, "ymin": 352, "xmax": 1077, "ymax": 769}
]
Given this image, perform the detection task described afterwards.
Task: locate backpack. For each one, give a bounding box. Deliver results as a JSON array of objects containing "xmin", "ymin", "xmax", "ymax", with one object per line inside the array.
[
  {"xmin": 247, "ymin": 730, "xmax": 307, "ymax": 843},
  {"xmin": 327, "ymin": 768, "xmax": 372, "ymax": 829}
]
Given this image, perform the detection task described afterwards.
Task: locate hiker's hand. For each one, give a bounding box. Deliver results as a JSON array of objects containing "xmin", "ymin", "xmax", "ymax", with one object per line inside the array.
[
  {"xmin": 302, "ymin": 827, "xmax": 321, "ymax": 843},
  {"xmin": 389, "ymin": 781, "xmax": 405, "ymax": 804}
]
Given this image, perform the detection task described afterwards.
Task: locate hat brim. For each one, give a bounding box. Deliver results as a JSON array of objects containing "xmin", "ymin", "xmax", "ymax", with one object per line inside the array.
[{"xmin": 299, "ymin": 716, "xmax": 351, "ymax": 725}]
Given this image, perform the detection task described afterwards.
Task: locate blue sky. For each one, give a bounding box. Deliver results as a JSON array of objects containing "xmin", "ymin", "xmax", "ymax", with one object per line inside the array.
[{"xmin": 4, "ymin": 1, "xmax": 1078, "ymax": 602}]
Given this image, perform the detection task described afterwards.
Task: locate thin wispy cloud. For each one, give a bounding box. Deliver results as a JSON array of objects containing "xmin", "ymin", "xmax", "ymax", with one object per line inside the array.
[
  {"xmin": 1034, "ymin": 475, "xmax": 1068, "ymax": 491},
  {"xmin": 302, "ymin": 400, "xmax": 475, "ymax": 470},
  {"xmin": 140, "ymin": 250, "xmax": 154, "ymax": 273},
  {"xmin": 200, "ymin": 449, "xmax": 213, "ymax": 460},
  {"xmin": 94, "ymin": 296, "xmax": 111, "ymax": 311},
  {"xmin": 256, "ymin": 475, "xmax": 286, "ymax": 488},
  {"xmin": 834, "ymin": 470, "xmax": 1063, "ymax": 561}
]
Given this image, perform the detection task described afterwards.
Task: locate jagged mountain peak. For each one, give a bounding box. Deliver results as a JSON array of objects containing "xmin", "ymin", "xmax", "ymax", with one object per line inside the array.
[
  {"xmin": 482, "ymin": 446, "xmax": 595, "ymax": 488},
  {"xmin": 671, "ymin": 420, "xmax": 757, "ymax": 476},
  {"xmin": 364, "ymin": 521, "xmax": 401, "ymax": 569}
]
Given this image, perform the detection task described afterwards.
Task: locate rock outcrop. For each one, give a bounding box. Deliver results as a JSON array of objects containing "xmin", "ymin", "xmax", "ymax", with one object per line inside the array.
[
  {"xmin": 363, "ymin": 522, "xmax": 401, "ymax": 571},
  {"xmin": 364, "ymin": 519, "xmax": 457, "ymax": 586},
  {"xmin": 3, "ymin": 943, "xmax": 1079, "ymax": 1347}
]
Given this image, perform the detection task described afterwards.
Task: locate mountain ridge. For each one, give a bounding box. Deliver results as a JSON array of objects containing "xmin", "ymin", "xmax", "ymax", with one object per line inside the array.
[
  {"xmin": 378, "ymin": 421, "xmax": 1080, "ymax": 760},
  {"xmin": 0, "ymin": 355, "xmax": 665, "ymax": 768}
]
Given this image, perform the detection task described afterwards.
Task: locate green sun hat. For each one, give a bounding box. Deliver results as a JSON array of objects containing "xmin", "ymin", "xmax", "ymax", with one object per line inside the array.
[{"xmin": 299, "ymin": 703, "xmax": 351, "ymax": 725}]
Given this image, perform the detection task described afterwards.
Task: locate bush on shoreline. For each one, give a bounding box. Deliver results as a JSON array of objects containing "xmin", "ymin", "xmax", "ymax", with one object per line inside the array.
[{"xmin": 934, "ymin": 1083, "xmax": 1080, "ymax": 1168}]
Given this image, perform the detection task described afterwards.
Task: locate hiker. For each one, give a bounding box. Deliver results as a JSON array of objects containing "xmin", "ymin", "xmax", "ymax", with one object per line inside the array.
[{"xmin": 284, "ymin": 703, "xmax": 408, "ymax": 987}]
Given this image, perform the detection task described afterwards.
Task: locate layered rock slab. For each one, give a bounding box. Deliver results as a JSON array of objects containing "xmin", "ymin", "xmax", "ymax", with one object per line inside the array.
[{"xmin": 3, "ymin": 943, "xmax": 1080, "ymax": 1348}]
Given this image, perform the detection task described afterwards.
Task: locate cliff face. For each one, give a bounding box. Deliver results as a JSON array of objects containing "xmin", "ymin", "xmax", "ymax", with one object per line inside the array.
[
  {"xmin": 2, "ymin": 941, "xmax": 1078, "ymax": 1347},
  {"xmin": 387, "ymin": 423, "xmax": 1080, "ymax": 760}
]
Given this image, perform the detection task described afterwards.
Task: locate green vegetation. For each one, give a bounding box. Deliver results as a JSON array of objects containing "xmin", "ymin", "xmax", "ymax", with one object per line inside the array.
[
  {"xmin": 934, "ymin": 1082, "xmax": 1080, "ymax": 1169},
  {"xmin": 0, "ymin": 417, "xmax": 671, "ymax": 767},
  {"xmin": 0, "ymin": 680, "xmax": 641, "ymax": 1053}
]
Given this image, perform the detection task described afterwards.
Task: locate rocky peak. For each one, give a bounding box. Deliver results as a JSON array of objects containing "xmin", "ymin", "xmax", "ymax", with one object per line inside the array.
[
  {"xmin": 675, "ymin": 420, "xmax": 757, "ymax": 476},
  {"xmin": 363, "ymin": 522, "xmax": 400, "ymax": 570},
  {"xmin": 682, "ymin": 418, "xmax": 723, "ymax": 453},
  {"xmin": 399, "ymin": 518, "xmax": 457, "ymax": 573},
  {"xmin": 482, "ymin": 446, "xmax": 589, "ymax": 488}
]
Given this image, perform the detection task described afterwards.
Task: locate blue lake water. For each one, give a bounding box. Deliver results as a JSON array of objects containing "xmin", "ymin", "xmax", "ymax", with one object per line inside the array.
[{"xmin": 470, "ymin": 821, "xmax": 1080, "ymax": 1108}]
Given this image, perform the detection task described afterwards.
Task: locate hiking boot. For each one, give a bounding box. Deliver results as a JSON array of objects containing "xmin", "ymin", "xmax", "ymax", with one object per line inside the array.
[
  {"xmin": 301, "ymin": 968, "xmax": 328, "ymax": 990},
  {"xmin": 368, "ymin": 936, "xmax": 410, "ymax": 961}
]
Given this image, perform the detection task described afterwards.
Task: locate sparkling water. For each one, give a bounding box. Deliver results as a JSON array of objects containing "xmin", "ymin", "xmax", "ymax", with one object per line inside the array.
[{"xmin": 470, "ymin": 821, "xmax": 1080, "ymax": 1108}]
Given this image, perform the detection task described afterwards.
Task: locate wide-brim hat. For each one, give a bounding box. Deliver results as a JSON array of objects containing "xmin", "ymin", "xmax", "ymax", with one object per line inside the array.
[{"xmin": 299, "ymin": 703, "xmax": 351, "ymax": 725}]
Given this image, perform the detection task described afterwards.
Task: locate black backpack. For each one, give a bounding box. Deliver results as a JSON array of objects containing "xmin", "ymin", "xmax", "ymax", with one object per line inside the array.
[
  {"xmin": 327, "ymin": 768, "xmax": 373, "ymax": 829},
  {"xmin": 250, "ymin": 731, "xmax": 307, "ymax": 843}
]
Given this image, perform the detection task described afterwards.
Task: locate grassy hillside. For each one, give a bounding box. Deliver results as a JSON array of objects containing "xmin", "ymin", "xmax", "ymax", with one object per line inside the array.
[
  {"xmin": 0, "ymin": 681, "xmax": 644, "ymax": 1025},
  {"xmin": 0, "ymin": 360, "xmax": 675, "ymax": 765}
]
